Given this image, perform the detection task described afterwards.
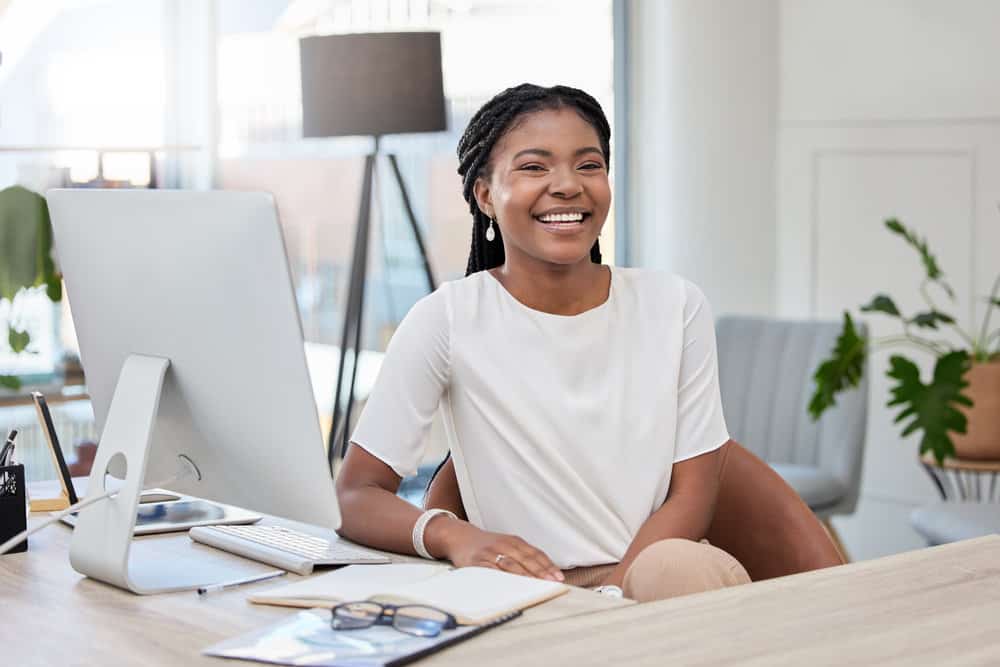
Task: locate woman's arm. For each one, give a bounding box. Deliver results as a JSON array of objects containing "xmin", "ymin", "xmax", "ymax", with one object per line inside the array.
[
  {"xmin": 599, "ymin": 442, "xmax": 728, "ymax": 587},
  {"xmin": 335, "ymin": 444, "xmax": 432, "ymax": 554},
  {"xmin": 336, "ymin": 444, "xmax": 564, "ymax": 581}
]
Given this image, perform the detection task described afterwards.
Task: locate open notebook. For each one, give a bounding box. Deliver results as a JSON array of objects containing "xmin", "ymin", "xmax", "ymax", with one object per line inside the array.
[{"xmin": 248, "ymin": 563, "xmax": 569, "ymax": 625}]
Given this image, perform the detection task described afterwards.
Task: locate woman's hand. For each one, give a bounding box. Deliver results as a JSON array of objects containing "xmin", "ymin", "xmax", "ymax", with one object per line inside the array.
[{"xmin": 427, "ymin": 518, "xmax": 564, "ymax": 582}]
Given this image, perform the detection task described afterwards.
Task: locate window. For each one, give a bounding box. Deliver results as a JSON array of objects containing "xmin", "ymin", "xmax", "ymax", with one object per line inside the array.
[{"xmin": 0, "ymin": 1, "xmax": 616, "ymax": 481}]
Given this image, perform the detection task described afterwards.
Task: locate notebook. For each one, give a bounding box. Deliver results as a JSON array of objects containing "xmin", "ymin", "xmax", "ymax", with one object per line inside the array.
[{"xmin": 248, "ymin": 563, "xmax": 568, "ymax": 625}]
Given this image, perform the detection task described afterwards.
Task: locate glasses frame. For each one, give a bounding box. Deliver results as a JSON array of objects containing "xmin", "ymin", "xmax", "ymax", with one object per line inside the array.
[{"xmin": 330, "ymin": 601, "xmax": 460, "ymax": 637}]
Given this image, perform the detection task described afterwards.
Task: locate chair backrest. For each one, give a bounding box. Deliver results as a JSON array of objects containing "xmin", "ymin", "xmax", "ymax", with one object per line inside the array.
[
  {"xmin": 705, "ymin": 441, "xmax": 844, "ymax": 579},
  {"xmin": 714, "ymin": 315, "xmax": 869, "ymax": 517},
  {"xmin": 423, "ymin": 441, "xmax": 845, "ymax": 581}
]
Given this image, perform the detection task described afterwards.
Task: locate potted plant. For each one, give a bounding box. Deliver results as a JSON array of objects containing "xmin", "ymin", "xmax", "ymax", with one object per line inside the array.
[
  {"xmin": 809, "ymin": 218, "xmax": 1000, "ymax": 463},
  {"xmin": 0, "ymin": 185, "xmax": 62, "ymax": 390}
]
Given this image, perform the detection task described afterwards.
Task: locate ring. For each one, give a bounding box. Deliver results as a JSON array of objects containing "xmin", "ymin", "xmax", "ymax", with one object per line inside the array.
[{"xmin": 495, "ymin": 553, "xmax": 506, "ymax": 566}]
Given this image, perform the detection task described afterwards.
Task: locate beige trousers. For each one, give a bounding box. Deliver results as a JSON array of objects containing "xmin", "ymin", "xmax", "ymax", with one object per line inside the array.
[{"xmin": 561, "ymin": 538, "xmax": 751, "ymax": 602}]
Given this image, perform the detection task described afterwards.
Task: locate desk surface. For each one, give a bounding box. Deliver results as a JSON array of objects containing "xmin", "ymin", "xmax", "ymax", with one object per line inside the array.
[
  {"xmin": 4, "ymin": 517, "xmax": 999, "ymax": 667},
  {"xmin": 422, "ymin": 535, "xmax": 1000, "ymax": 666},
  {"xmin": 0, "ymin": 513, "xmax": 628, "ymax": 666}
]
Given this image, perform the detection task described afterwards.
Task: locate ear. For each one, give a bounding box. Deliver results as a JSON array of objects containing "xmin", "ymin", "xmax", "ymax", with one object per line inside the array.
[{"xmin": 472, "ymin": 177, "xmax": 494, "ymax": 220}]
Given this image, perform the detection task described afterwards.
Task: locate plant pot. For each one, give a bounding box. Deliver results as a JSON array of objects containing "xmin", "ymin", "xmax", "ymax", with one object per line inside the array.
[{"xmin": 951, "ymin": 360, "xmax": 1000, "ymax": 460}]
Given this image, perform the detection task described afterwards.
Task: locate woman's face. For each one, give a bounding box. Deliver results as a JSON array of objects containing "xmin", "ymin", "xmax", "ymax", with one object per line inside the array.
[{"xmin": 474, "ymin": 107, "xmax": 611, "ymax": 268}]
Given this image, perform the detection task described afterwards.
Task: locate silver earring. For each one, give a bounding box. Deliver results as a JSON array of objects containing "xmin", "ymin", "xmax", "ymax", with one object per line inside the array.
[{"xmin": 486, "ymin": 217, "xmax": 496, "ymax": 242}]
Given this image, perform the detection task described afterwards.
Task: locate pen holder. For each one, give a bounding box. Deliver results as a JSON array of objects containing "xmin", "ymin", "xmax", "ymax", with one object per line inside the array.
[{"xmin": 0, "ymin": 463, "xmax": 28, "ymax": 554}]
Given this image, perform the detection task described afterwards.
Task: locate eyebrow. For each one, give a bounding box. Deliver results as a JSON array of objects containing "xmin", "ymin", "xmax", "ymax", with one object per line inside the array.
[{"xmin": 512, "ymin": 147, "xmax": 605, "ymax": 161}]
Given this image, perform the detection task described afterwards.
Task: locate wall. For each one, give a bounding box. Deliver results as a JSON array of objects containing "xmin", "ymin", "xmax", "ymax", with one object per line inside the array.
[
  {"xmin": 777, "ymin": 0, "xmax": 1000, "ymax": 559},
  {"xmin": 626, "ymin": 0, "xmax": 778, "ymax": 317}
]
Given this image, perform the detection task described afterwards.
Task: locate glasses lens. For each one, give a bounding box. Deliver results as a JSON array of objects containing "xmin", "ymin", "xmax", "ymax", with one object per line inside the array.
[
  {"xmin": 393, "ymin": 606, "xmax": 450, "ymax": 637},
  {"xmin": 332, "ymin": 602, "xmax": 383, "ymax": 630}
]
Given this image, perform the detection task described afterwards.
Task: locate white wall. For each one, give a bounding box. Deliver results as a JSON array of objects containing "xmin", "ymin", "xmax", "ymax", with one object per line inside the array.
[
  {"xmin": 778, "ymin": 0, "xmax": 1000, "ymax": 559},
  {"xmin": 626, "ymin": 0, "xmax": 778, "ymax": 317},
  {"xmin": 628, "ymin": 0, "xmax": 1000, "ymax": 561}
]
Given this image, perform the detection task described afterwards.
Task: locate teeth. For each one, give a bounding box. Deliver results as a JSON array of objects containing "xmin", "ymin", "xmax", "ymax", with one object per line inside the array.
[{"xmin": 538, "ymin": 212, "xmax": 584, "ymax": 223}]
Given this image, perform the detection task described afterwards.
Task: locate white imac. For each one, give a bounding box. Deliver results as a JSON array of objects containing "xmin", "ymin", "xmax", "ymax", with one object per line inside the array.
[{"xmin": 46, "ymin": 189, "xmax": 341, "ymax": 594}]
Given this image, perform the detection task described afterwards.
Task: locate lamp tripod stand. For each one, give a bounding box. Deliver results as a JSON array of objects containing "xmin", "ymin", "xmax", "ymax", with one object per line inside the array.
[{"xmin": 328, "ymin": 136, "xmax": 437, "ymax": 467}]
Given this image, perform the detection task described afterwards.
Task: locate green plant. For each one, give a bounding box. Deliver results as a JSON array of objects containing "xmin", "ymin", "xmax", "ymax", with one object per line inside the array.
[
  {"xmin": 809, "ymin": 218, "xmax": 1000, "ymax": 463},
  {"xmin": 0, "ymin": 185, "xmax": 62, "ymax": 390}
]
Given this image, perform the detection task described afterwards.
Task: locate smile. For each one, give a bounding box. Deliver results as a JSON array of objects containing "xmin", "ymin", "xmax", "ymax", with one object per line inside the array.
[{"xmin": 536, "ymin": 212, "xmax": 585, "ymax": 223}]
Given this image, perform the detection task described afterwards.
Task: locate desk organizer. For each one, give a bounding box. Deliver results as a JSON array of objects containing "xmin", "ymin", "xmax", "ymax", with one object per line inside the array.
[{"xmin": 0, "ymin": 463, "xmax": 28, "ymax": 553}]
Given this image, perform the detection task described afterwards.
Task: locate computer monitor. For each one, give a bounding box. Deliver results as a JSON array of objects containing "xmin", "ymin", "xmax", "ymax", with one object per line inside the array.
[{"xmin": 46, "ymin": 189, "xmax": 341, "ymax": 592}]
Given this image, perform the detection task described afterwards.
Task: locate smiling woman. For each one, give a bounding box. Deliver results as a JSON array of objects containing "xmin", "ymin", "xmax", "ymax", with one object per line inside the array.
[
  {"xmin": 334, "ymin": 83, "xmax": 750, "ymax": 605},
  {"xmin": 472, "ymin": 106, "xmax": 611, "ymax": 300},
  {"xmin": 458, "ymin": 84, "xmax": 613, "ymax": 316}
]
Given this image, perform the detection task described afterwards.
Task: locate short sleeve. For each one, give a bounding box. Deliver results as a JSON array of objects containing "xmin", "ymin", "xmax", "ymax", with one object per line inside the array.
[
  {"xmin": 673, "ymin": 281, "xmax": 730, "ymax": 462},
  {"xmin": 349, "ymin": 286, "xmax": 451, "ymax": 478}
]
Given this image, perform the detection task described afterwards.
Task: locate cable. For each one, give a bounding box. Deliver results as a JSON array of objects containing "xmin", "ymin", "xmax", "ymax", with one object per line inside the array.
[
  {"xmin": 0, "ymin": 455, "xmax": 200, "ymax": 555},
  {"xmin": 0, "ymin": 487, "xmax": 118, "ymax": 555}
]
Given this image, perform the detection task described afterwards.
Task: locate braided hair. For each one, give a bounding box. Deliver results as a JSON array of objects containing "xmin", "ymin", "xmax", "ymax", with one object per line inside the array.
[{"xmin": 457, "ymin": 83, "xmax": 611, "ymax": 276}]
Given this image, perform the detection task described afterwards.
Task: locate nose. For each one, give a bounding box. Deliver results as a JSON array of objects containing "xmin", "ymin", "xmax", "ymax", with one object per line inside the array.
[{"xmin": 548, "ymin": 165, "xmax": 583, "ymax": 198}]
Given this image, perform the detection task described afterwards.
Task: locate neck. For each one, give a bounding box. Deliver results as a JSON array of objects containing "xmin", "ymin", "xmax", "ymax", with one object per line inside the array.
[{"xmin": 489, "ymin": 256, "xmax": 609, "ymax": 316}]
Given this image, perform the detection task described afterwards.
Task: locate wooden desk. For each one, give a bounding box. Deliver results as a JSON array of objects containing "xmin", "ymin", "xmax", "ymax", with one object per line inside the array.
[
  {"xmin": 0, "ymin": 513, "xmax": 629, "ymax": 666},
  {"xmin": 421, "ymin": 536, "xmax": 1000, "ymax": 666}
]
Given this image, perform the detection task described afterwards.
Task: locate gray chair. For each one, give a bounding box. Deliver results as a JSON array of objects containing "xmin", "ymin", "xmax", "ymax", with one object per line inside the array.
[
  {"xmin": 911, "ymin": 502, "xmax": 1000, "ymax": 546},
  {"xmin": 715, "ymin": 315, "xmax": 869, "ymax": 556}
]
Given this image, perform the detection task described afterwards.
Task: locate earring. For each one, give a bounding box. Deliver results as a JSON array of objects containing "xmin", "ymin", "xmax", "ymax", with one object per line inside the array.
[{"xmin": 486, "ymin": 217, "xmax": 496, "ymax": 242}]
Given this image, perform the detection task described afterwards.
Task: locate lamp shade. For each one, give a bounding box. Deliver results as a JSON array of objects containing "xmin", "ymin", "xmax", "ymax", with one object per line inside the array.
[{"xmin": 300, "ymin": 32, "xmax": 447, "ymax": 138}]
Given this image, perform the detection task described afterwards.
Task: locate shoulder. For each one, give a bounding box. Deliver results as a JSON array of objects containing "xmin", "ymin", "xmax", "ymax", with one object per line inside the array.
[
  {"xmin": 392, "ymin": 278, "xmax": 459, "ymax": 341},
  {"xmin": 611, "ymin": 267, "xmax": 706, "ymax": 312},
  {"xmin": 398, "ymin": 272, "xmax": 492, "ymax": 329},
  {"xmin": 429, "ymin": 270, "xmax": 498, "ymax": 319}
]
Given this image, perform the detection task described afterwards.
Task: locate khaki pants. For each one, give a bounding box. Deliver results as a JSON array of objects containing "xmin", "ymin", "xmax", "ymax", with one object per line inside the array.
[{"xmin": 562, "ymin": 538, "xmax": 751, "ymax": 602}]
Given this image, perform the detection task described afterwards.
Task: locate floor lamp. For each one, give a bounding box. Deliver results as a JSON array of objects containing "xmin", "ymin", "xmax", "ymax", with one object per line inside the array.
[{"xmin": 299, "ymin": 32, "xmax": 446, "ymax": 467}]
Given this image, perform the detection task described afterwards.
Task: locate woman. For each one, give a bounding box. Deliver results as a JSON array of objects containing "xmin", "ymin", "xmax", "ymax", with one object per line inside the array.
[{"xmin": 336, "ymin": 83, "xmax": 750, "ymax": 602}]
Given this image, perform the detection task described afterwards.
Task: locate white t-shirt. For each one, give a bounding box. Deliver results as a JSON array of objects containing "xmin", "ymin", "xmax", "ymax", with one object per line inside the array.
[{"xmin": 350, "ymin": 266, "xmax": 730, "ymax": 568}]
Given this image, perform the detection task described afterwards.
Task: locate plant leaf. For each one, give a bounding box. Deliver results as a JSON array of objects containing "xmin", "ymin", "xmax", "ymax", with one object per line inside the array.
[
  {"xmin": 860, "ymin": 294, "xmax": 902, "ymax": 318},
  {"xmin": 886, "ymin": 350, "xmax": 973, "ymax": 464},
  {"xmin": 0, "ymin": 185, "xmax": 61, "ymax": 302},
  {"xmin": 809, "ymin": 312, "xmax": 867, "ymax": 420},
  {"xmin": 883, "ymin": 218, "xmax": 953, "ymax": 297},
  {"xmin": 8, "ymin": 325, "xmax": 30, "ymax": 353},
  {"xmin": 0, "ymin": 374, "xmax": 21, "ymax": 391},
  {"xmin": 909, "ymin": 310, "xmax": 956, "ymax": 330},
  {"xmin": 45, "ymin": 271, "xmax": 62, "ymax": 302}
]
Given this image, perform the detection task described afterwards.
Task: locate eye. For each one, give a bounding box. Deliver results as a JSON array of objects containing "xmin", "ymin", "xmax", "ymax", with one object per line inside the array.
[
  {"xmin": 579, "ymin": 162, "xmax": 605, "ymax": 171},
  {"xmin": 518, "ymin": 163, "xmax": 546, "ymax": 172}
]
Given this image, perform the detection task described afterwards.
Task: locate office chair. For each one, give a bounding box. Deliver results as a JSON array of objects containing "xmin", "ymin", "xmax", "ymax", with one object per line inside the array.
[
  {"xmin": 423, "ymin": 440, "xmax": 844, "ymax": 582},
  {"xmin": 714, "ymin": 315, "xmax": 869, "ymax": 559}
]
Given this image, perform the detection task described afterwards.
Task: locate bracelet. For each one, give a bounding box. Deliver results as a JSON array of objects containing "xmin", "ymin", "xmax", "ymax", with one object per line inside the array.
[
  {"xmin": 411, "ymin": 509, "xmax": 458, "ymax": 559},
  {"xmin": 592, "ymin": 585, "xmax": 624, "ymax": 599}
]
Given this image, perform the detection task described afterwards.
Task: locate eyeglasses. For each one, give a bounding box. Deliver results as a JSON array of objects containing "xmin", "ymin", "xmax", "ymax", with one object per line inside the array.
[{"xmin": 330, "ymin": 602, "xmax": 459, "ymax": 638}]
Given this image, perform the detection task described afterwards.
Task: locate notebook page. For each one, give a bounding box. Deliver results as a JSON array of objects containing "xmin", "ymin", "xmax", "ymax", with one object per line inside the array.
[
  {"xmin": 249, "ymin": 563, "xmax": 446, "ymax": 607},
  {"xmin": 389, "ymin": 566, "xmax": 568, "ymax": 625}
]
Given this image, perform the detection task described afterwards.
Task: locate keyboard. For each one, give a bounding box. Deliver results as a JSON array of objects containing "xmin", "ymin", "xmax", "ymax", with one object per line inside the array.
[{"xmin": 189, "ymin": 524, "xmax": 391, "ymax": 575}]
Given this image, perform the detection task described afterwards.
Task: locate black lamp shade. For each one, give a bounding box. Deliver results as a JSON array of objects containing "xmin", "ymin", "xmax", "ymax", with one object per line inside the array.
[{"xmin": 300, "ymin": 32, "xmax": 447, "ymax": 138}]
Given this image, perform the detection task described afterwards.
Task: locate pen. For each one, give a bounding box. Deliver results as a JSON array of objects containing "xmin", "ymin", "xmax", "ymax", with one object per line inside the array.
[
  {"xmin": 0, "ymin": 430, "xmax": 16, "ymax": 495},
  {"xmin": 196, "ymin": 569, "xmax": 286, "ymax": 596},
  {"xmin": 1, "ymin": 429, "xmax": 16, "ymax": 466}
]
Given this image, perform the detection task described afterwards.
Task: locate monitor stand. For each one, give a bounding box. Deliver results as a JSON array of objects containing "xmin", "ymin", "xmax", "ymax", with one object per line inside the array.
[{"xmin": 68, "ymin": 354, "xmax": 263, "ymax": 594}]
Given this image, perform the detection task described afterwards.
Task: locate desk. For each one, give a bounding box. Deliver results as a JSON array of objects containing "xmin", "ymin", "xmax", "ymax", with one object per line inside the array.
[
  {"xmin": 0, "ymin": 513, "xmax": 629, "ymax": 666},
  {"xmin": 421, "ymin": 536, "xmax": 1000, "ymax": 666},
  {"xmin": 6, "ymin": 520, "xmax": 998, "ymax": 667}
]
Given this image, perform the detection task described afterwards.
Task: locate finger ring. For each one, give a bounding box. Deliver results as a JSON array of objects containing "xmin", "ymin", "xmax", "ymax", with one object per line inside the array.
[{"xmin": 495, "ymin": 553, "xmax": 506, "ymax": 566}]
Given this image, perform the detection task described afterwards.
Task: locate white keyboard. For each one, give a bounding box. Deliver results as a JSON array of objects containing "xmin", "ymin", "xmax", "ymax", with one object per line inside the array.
[{"xmin": 189, "ymin": 524, "xmax": 390, "ymax": 576}]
